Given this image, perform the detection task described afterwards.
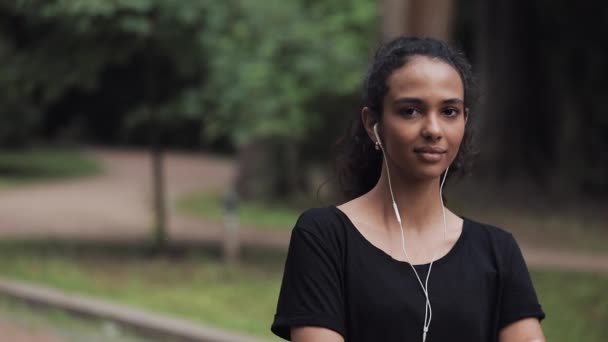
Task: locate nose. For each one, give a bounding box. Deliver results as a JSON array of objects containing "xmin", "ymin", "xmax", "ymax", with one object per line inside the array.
[{"xmin": 421, "ymin": 113, "xmax": 442, "ymax": 141}]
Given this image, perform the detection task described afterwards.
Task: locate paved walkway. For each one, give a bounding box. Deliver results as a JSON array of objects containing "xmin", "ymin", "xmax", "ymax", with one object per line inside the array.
[
  {"xmin": 0, "ymin": 147, "xmax": 605, "ymax": 272},
  {"xmin": 0, "ymin": 321, "xmax": 65, "ymax": 342}
]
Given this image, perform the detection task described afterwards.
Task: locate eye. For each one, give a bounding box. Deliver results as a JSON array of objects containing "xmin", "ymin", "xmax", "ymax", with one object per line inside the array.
[
  {"xmin": 398, "ymin": 107, "xmax": 420, "ymax": 117},
  {"xmin": 443, "ymin": 107, "xmax": 460, "ymax": 117}
]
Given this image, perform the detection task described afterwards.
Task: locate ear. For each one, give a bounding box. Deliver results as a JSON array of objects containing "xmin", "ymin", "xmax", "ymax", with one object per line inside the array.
[
  {"xmin": 464, "ymin": 107, "xmax": 469, "ymax": 125},
  {"xmin": 361, "ymin": 106, "xmax": 379, "ymax": 144}
]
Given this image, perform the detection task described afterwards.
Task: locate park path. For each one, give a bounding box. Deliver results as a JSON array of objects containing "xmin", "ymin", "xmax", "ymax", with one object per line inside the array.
[
  {"xmin": 0, "ymin": 147, "xmax": 281, "ymax": 244},
  {"xmin": 0, "ymin": 147, "xmax": 605, "ymax": 272},
  {"xmin": 0, "ymin": 321, "xmax": 65, "ymax": 342}
]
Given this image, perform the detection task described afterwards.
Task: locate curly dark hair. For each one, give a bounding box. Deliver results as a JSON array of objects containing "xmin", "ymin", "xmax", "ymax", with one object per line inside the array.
[{"xmin": 333, "ymin": 36, "xmax": 478, "ymax": 201}]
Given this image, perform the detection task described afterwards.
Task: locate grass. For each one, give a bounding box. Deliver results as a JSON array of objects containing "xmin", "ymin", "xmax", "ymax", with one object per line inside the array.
[
  {"xmin": 177, "ymin": 191, "xmax": 304, "ymax": 231},
  {"xmin": 0, "ymin": 240, "xmax": 287, "ymax": 341},
  {"xmin": 177, "ymin": 189, "xmax": 608, "ymax": 253},
  {"xmin": 533, "ymin": 270, "xmax": 608, "ymax": 341},
  {"xmin": 0, "ymin": 241, "xmax": 604, "ymax": 341},
  {"xmin": 0, "ymin": 147, "xmax": 102, "ymax": 188}
]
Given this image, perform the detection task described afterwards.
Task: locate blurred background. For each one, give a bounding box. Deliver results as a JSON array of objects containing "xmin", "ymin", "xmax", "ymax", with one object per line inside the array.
[{"xmin": 0, "ymin": 0, "xmax": 606, "ymax": 341}]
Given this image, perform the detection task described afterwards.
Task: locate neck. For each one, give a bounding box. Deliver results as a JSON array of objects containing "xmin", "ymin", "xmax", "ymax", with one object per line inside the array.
[{"xmin": 368, "ymin": 165, "xmax": 446, "ymax": 234}]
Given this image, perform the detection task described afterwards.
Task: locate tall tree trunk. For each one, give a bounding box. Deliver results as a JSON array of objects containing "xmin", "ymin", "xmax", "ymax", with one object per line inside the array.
[
  {"xmin": 235, "ymin": 138, "xmax": 307, "ymax": 202},
  {"xmin": 474, "ymin": 0, "xmax": 514, "ymax": 179},
  {"xmin": 235, "ymin": 138, "xmax": 277, "ymax": 201},
  {"xmin": 381, "ymin": 0, "xmax": 454, "ymax": 41},
  {"xmin": 151, "ymin": 125, "xmax": 168, "ymax": 252},
  {"xmin": 145, "ymin": 35, "xmax": 168, "ymax": 252},
  {"xmin": 381, "ymin": 0, "xmax": 408, "ymax": 41},
  {"xmin": 406, "ymin": 0, "xmax": 454, "ymax": 40},
  {"xmin": 476, "ymin": 0, "xmax": 556, "ymax": 184}
]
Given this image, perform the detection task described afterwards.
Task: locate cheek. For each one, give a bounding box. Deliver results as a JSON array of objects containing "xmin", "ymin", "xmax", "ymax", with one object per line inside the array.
[
  {"xmin": 454, "ymin": 130, "xmax": 465, "ymax": 146},
  {"xmin": 448, "ymin": 124, "xmax": 466, "ymax": 152},
  {"xmin": 386, "ymin": 125, "xmax": 418, "ymax": 150}
]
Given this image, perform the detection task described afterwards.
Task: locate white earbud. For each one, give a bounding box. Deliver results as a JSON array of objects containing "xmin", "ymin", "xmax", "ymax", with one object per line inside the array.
[{"xmin": 373, "ymin": 123, "xmax": 382, "ymax": 148}]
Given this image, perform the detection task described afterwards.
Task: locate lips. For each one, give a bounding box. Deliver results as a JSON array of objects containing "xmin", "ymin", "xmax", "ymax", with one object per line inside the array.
[
  {"xmin": 414, "ymin": 146, "xmax": 446, "ymax": 163},
  {"xmin": 413, "ymin": 146, "xmax": 447, "ymax": 154}
]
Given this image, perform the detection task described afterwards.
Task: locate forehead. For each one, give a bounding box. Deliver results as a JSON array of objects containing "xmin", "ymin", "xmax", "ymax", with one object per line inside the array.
[{"xmin": 385, "ymin": 56, "xmax": 464, "ymax": 102}]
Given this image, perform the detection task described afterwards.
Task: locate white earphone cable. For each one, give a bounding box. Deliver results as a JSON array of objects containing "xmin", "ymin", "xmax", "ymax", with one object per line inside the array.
[{"xmin": 378, "ymin": 130, "xmax": 449, "ymax": 342}]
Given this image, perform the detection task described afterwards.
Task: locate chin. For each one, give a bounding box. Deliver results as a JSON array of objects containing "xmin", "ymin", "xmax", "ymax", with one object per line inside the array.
[
  {"xmin": 417, "ymin": 170, "xmax": 447, "ymax": 182},
  {"xmin": 400, "ymin": 164, "xmax": 448, "ymax": 183}
]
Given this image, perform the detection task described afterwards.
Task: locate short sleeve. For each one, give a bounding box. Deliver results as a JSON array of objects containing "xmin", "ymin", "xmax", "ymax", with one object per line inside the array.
[
  {"xmin": 499, "ymin": 234, "xmax": 546, "ymax": 329},
  {"xmin": 270, "ymin": 218, "xmax": 345, "ymax": 340}
]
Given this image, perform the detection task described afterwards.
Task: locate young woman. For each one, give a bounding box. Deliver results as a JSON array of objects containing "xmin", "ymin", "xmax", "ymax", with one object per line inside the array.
[{"xmin": 271, "ymin": 37, "xmax": 546, "ymax": 342}]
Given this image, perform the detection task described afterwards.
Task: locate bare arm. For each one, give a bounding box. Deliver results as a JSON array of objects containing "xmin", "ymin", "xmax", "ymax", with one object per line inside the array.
[
  {"xmin": 291, "ymin": 327, "xmax": 344, "ymax": 342},
  {"xmin": 499, "ymin": 318, "xmax": 545, "ymax": 342}
]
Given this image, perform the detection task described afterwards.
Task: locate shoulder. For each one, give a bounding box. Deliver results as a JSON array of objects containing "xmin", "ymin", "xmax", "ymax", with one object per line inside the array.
[
  {"xmin": 295, "ymin": 206, "xmax": 342, "ymax": 228},
  {"xmin": 291, "ymin": 206, "xmax": 348, "ymax": 250},
  {"xmin": 463, "ymin": 216, "xmax": 522, "ymax": 264},
  {"xmin": 465, "ymin": 217, "xmax": 515, "ymax": 242}
]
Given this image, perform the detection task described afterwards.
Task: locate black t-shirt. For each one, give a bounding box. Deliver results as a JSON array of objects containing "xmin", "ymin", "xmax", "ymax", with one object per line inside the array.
[{"xmin": 271, "ymin": 206, "xmax": 545, "ymax": 341}]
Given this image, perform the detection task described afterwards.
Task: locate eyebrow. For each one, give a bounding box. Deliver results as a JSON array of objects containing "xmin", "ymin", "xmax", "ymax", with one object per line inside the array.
[
  {"xmin": 442, "ymin": 98, "xmax": 464, "ymax": 105},
  {"xmin": 393, "ymin": 97, "xmax": 424, "ymax": 105},
  {"xmin": 393, "ymin": 97, "xmax": 464, "ymax": 105}
]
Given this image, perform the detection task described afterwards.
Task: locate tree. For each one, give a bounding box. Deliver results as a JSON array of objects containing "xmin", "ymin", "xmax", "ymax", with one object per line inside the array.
[
  {"xmin": 0, "ymin": 0, "xmax": 209, "ymax": 250},
  {"xmin": 0, "ymin": 0, "xmax": 379, "ymax": 247},
  {"xmin": 381, "ymin": 0, "xmax": 454, "ymax": 42},
  {"xmin": 199, "ymin": 0, "xmax": 377, "ymax": 201},
  {"xmin": 473, "ymin": 0, "xmax": 608, "ymax": 198}
]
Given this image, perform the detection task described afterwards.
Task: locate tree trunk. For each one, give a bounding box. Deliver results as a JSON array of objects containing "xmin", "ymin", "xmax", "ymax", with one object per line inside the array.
[
  {"xmin": 406, "ymin": 0, "xmax": 454, "ymax": 40},
  {"xmin": 381, "ymin": 0, "xmax": 454, "ymax": 41},
  {"xmin": 144, "ymin": 33, "xmax": 168, "ymax": 252},
  {"xmin": 235, "ymin": 138, "xmax": 276, "ymax": 201},
  {"xmin": 476, "ymin": 0, "xmax": 556, "ymax": 184},
  {"xmin": 381, "ymin": 0, "xmax": 408, "ymax": 41},
  {"xmin": 235, "ymin": 137, "xmax": 308, "ymax": 203},
  {"xmin": 150, "ymin": 110, "xmax": 168, "ymax": 252}
]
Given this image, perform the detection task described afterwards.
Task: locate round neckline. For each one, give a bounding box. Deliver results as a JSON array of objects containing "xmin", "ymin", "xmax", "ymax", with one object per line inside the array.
[{"xmin": 330, "ymin": 205, "xmax": 468, "ymax": 268}]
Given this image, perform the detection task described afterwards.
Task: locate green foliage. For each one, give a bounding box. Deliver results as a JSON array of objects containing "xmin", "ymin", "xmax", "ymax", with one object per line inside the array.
[
  {"xmin": 0, "ymin": 1, "xmax": 142, "ymax": 145},
  {"xmin": 0, "ymin": 147, "xmax": 102, "ymax": 187},
  {"xmin": 200, "ymin": 0, "xmax": 376, "ymax": 144},
  {"xmin": 0, "ymin": 0, "xmax": 376, "ymax": 147}
]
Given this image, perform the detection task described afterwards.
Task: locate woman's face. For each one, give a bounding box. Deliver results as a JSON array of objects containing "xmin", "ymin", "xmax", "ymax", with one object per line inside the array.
[{"xmin": 374, "ymin": 55, "xmax": 467, "ymax": 182}]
